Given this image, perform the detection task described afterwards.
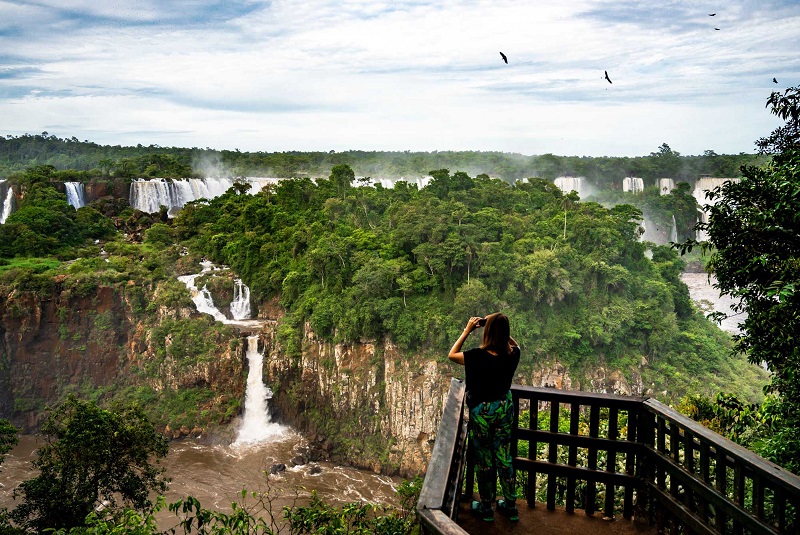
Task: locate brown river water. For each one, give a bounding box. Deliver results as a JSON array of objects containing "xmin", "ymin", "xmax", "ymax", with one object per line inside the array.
[{"xmin": 0, "ymin": 432, "xmax": 403, "ymax": 531}]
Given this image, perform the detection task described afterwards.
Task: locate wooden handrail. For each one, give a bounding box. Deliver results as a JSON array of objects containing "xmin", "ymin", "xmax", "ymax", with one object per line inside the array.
[{"xmin": 417, "ymin": 382, "xmax": 800, "ymax": 534}]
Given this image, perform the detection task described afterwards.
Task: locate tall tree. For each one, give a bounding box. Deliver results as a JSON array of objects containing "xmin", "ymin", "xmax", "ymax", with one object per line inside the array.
[
  {"xmin": 11, "ymin": 396, "xmax": 169, "ymax": 532},
  {"xmin": 687, "ymin": 86, "xmax": 800, "ymax": 472}
]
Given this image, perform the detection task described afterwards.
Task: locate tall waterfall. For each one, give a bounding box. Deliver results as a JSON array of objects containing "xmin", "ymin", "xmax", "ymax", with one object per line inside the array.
[
  {"xmin": 623, "ymin": 176, "xmax": 645, "ymax": 193},
  {"xmin": 0, "ymin": 180, "xmax": 14, "ymax": 224},
  {"xmin": 658, "ymin": 178, "xmax": 675, "ymax": 195},
  {"xmin": 130, "ymin": 177, "xmax": 282, "ymax": 215},
  {"xmin": 178, "ymin": 262, "xmax": 285, "ymax": 444},
  {"xmin": 554, "ymin": 176, "xmax": 592, "ymax": 199},
  {"xmin": 233, "ymin": 335, "xmax": 286, "ymax": 445},
  {"xmin": 64, "ymin": 182, "xmax": 86, "ymax": 209},
  {"xmin": 693, "ymin": 177, "xmax": 740, "ymax": 241}
]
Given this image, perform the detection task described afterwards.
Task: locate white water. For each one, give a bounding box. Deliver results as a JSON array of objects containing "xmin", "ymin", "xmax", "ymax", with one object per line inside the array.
[
  {"xmin": 554, "ymin": 176, "xmax": 592, "ymax": 199},
  {"xmin": 177, "ymin": 262, "xmax": 262, "ymax": 328},
  {"xmin": 658, "ymin": 178, "xmax": 675, "ymax": 195},
  {"xmin": 233, "ymin": 336, "xmax": 287, "ymax": 445},
  {"xmin": 623, "ymin": 176, "xmax": 645, "ymax": 193},
  {"xmin": 693, "ymin": 177, "xmax": 740, "ymax": 241},
  {"xmin": 670, "ymin": 214, "xmax": 678, "ymax": 242},
  {"xmin": 362, "ymin": 176, "xmax": 432, "ymax": 189},
  {"xmin": 178, "ymin": 261, "xmax": 282, "ymax": 444},
  {"xmin": 64, "ymin": 182, "xmax": 86, "ymax": 209},
  {"xmin": 130, "ymin": 177, "xmax": 282, "ymax": 215},
  {"xmin": 0, "ymin": 180, "xmax": 14, "ymax": 223},
  {"xmin": 229, "ymin": 279, "xmax": 251, "ymax": 320}
]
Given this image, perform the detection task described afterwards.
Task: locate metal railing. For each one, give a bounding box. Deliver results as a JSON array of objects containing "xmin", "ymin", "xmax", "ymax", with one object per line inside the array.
[{"xmin": 417, "ymin": 381, "xmax": 800, "ymax": 534}]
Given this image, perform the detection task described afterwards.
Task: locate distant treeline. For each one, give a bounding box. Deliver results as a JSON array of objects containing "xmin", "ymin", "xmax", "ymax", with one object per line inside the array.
[{"xmin": 0, "ymin": 133, "xmax": 767, "ymax": 186}]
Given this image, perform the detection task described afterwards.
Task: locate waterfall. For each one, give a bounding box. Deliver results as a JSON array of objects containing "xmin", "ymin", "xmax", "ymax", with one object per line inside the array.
[
  {"xmin": 670, "ymin": 215, "xmax": 678, "ymax": 242},
  {"xmin": 229, "ymin": 279, "xmax": 251, "ymax": 320},
  {"xmin": 693, "ymin": 177, "xmax": 740, "ymax": 241},
  {"xmin": 64, "ymin": 182, "xmax": 86, "ymax": 209},
  {"xmin": 129, "ymin": 177, "xmax": 282, "ymax": 215},
  {"xmin": 623, "ymin": 176, "xmax": 644, "ymax": 193},
  {"xmin": 177, "ymin": 261, "xmax": 285, "ymax": 445},
  {"xmin": 658, "ymin": 178, "xmax": 675, "ymax": 195},
  {"xmin": 233, "ymin": 335, "xmax": 286, "ymax": 445},
  {"xmin": 0, "ymin": 180, "xmax": 14, "ymax": 224},
  {"xmin": 554, "ymin": 176, "xmax": 591, "ymax": 199},
  {"xmin": 177, "ymin": 261, "xmax": 263, "ymax": 327}
]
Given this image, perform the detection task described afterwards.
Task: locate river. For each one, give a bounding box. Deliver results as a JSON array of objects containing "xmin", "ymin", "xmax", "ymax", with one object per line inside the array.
[
  {"xmin": 0, "ymin": 433, "xmax": 402, "ymax": 531},
  {"xmin": 680, "ymin": 272, "xmax": 745, "ymax": 335}
]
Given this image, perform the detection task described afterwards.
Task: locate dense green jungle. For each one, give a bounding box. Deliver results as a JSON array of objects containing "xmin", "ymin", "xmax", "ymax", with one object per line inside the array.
[
  {"xmin": 0, "ymin": 155, "xmax": 767, "ymax": 416},
  {"xmin": 0, "ymin": 133, "xmax": 766, "ymax": 185},
  {"xmin": 0, "ymin": 137, "xmax": 789, "ymax": 534}
]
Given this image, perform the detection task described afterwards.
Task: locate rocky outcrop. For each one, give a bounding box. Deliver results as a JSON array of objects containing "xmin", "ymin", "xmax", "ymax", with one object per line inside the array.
[
  {"xmin": 1, "ymin": 279, "xmax": 645, "ymax": 477},
  {"xmin": 0, "ymin": 282, "xmax": 244, "ymax": 433}
]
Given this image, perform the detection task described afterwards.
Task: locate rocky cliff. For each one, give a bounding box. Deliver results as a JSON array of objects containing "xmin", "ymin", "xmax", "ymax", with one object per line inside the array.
[
  {"xmin": 1, "ymin": 278, "xmax": 644, "ymax": 477},
  {"xmin": 0, "ymin": 280, "xmax": 244, "ymax": 434}
]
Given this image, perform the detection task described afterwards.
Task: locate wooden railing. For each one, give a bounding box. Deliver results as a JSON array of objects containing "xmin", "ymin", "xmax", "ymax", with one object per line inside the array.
[{"xmin": 417, "ymin": 381, "xmax": 800, "ymax": 535}]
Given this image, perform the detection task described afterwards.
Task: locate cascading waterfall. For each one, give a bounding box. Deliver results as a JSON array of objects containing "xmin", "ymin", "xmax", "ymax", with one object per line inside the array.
[
  {"xmin": 0, "ymin": 180, "xmax": 14, "ymax": 224},
  {"xmin": 233, "ymin": 335, "xmax": 286, "ymax": 445},
  {"xmin": 670, "ymin": 215, "xmax": 678, "ymax": 242},
  {"xmin": 64, "ymin": 182, "xmax": 86, "ymax": 209},
  {"xmin": 229, "ymin": 279, "xmax": 251, "ymax": 320},
  {"xmin": 130, "ymin": 177, "xmax": 282, "ymax": 215},
  {"xmin": 178, "ymin": 261, "xmax": 283, "ymax": 444},
  {"xmin": 623, "ymin": 176, "xmax": 645, "ymax": 193}
]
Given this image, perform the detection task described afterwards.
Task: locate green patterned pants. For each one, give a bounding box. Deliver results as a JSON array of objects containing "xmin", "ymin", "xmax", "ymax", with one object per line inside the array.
[{"xmin": 469, "ymin": 390, "xmax": 517, "ymax": 505}]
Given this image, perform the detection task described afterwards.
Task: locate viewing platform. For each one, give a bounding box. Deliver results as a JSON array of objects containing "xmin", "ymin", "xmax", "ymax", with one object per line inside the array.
[{"xmin": 417, "ymin": 379, "xmax": 800, "ymax": 535}]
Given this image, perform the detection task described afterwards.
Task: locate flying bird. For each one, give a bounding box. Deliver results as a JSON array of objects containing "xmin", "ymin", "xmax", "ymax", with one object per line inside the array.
[
  {"xmin": 604, "ymin": 70, "xmax": 612, "ymax": 84},
  {"xmin": 499, "ymin": 51, "xmax": 508, "ymax": 64},
  {"xmin": 709, "ymin": 13, "xmax": 716, "ymax": 16},
  {"xmin": 714, "ymin": 27, "xmax": 720, "ymax": 30},
  {"xmin": 773, "ymin": 77, "xmax": 778, "ymax": 84}
]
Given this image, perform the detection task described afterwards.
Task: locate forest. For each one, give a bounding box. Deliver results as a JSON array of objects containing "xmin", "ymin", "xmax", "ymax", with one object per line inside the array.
[{"xmin": 0, "ymin": 133, "xmax": 767, "ymax": 187}]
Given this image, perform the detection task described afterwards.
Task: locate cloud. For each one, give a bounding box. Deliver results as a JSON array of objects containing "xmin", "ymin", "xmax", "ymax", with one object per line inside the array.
[{"xmin": 0, "ymin": 0, "xmax": 797, "ymax": 156}]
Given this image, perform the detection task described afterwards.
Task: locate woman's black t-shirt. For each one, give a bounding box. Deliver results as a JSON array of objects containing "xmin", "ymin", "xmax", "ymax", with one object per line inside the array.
[{"xmin": 463, "ymin": 346, "xmax": 521, "ymax": 408}]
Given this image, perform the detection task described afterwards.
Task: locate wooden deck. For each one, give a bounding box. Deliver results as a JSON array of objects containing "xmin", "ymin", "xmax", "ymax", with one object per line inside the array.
[
  {"xmin": 417, "ymin": 379, "xmax": 800, "ymax": 535},
  {"xmin": 456, "ymin": 501, "xmax": 656, "ymax": 535}
]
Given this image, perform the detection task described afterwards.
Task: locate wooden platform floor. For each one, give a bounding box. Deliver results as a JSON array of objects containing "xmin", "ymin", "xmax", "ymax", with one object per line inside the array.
[{"xmin": 456, "ymin": 501, "xmax": 657, "ymax": 535}]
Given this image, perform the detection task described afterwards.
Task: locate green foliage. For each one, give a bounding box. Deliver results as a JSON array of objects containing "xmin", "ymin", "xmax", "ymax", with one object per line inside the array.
[
  {"xmin": 168, "ymin": 165, "xmax": 766, "ymax": 400},
  {"xmin": 10, "ymin": 396, "xmax": 169, "ymax": 532},
  {"xmin": 0, "ymin": 419, "xmax": 18, "ymax": 466},
  {"xmin": 0, "ymin": 133, "xmax": 764, "ymax": 185},
  {"xmin": 283, "ymin": 489, "xmax": 417, "ymax": 535},
  {"xmin": 680, "ymin": 86, "xmax": 800, "ymax": 473},
  {"xmin": 45, "ymin": 480, "xmax": 420, "ymax": 535}
]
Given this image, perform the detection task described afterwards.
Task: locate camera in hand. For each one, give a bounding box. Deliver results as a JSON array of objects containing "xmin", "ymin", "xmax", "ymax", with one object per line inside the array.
[{"xmin": 477, "ymin": 317, "xmax": 486, "ymax": 327}]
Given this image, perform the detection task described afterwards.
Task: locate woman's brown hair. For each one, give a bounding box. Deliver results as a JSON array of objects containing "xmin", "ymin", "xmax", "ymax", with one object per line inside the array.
[{"xmin": 481, "ymin": 313, "xmax": 513, "ymax": 355}]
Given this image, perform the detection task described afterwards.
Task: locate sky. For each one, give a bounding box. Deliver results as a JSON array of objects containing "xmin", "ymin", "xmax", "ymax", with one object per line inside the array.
[{"xmin": 1, "ymin": 0, "xmax": 798, "ymax": 157}]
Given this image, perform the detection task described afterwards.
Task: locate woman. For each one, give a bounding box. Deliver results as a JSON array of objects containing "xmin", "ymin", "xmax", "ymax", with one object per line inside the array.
[{"xmin": 448, "ymin": 313, "xmax": 520, "ymax": 523}]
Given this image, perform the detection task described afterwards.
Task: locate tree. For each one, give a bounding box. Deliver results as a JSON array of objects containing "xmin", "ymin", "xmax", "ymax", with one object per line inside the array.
[
  {"xmin": 329, "ymin": 164, "xmax": 354, "ymax": 201},
  {"xmin": 685, "ymin": 86, "xmax": 800, "ymax": 473},
  {"xmin": 0, "ymin": 419, "xmax": 18, "ymax": 467},
  {"xmin": 11, "ymin": 396, "xmax": 169, "ymax": 532}
]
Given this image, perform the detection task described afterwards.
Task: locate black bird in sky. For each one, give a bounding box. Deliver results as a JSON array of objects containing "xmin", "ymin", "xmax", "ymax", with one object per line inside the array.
[
  {"xmin": 773, "ymin": 77, "xmax": 778, "ymax": 84},
  {"xmin": 499, "ymin": 51, "xmax": 508, "ymax": 64},
  {"xmin": 709, "ymin": 13, "xmax": 716, "ymax": 16},
  {"xmin": 714, "ymin": 27, "xmax": 720, "ymax": 30},
  {"xmin": 604, "ymin": 70, "xmax": 612, "ymax": 84}
]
